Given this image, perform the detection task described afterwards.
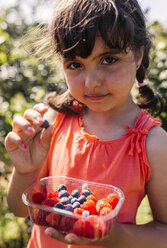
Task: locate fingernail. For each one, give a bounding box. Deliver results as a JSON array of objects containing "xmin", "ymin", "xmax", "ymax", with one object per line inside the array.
[
  {"xmin": 34, "ymin": 117, "xmax": 43, "ymax": 124},
  {"xmin": 45, "ymin": 230, "xmax": 53, "ymax": 237},
  {"xmin": 21, "ymin": 144, "xmax": 28, "ymax": 149},
  {"xmin": 27, "ymin": 127, "xmax": 34, "ymax": 133},
  {"xmin": 67, "ymin": 238, "xmax": 72, "ymax": 243}
]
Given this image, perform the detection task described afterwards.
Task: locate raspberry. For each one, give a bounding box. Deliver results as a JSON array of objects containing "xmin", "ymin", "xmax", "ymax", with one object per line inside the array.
[
  {"xmin": 52, "ymin": 197, "xmax": 60, "ymax": 203},
  {"xmin": 33, "ymin": 210, "xmax": 47, "ymax": 226},
  {"xmin": 46, "ymin": 212, "xmax": 60, "ymax": 229},
  {"xmin": 81, "ymin": 200, "xmax": 96, "ymax": 215},
  {"xmin": 48, "ymin": 190, "xmax": 59, "ymax": 198},
  {"xmin": 85, "ymin": 216, "xmax": 107, "ymax": 239},
  {"xmin": 73, "ymin": 215, "xmax": 105, "ymax": 240},
  {"xmin": 73, "ymin": 208, "xmax": 84, "ymax": 215},
  {"xmin": 32, "ymin": 192, "xmax": 46, "ymax": 204},
  {"xmin": 86, "ymin": 194, "xmax": 97, "ymax": 203},
  {"xmin": 106, "ymin": 193, "xmax": 119, "ymax": 209},
  {"xmin": 42, "ymin": 198, "xmax": 57, "ymax": 207},
  {"xmin": 95, "ymin": 199, "xmax": 112, "ymax": 215},
  {"xmin": 73, "ymin": 217, "xmax": 85, "ymax": 237},
  {"xmin": 99, "ymin": 207, "xmax": 113, "ymax": 216},
  {"xmin": 60, "ymin": 216, "xmax": 77, "ymax": 233}
]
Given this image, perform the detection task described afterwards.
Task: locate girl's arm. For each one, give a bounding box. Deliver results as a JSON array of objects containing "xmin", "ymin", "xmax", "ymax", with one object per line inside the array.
[
  {"xmin": 109, "ymin": 125, "xmax": 167, "ymax": 248},
  {"xmin": 5, "ymin": 104, "xmax": 56, "ymax": 217},
  {"xmin": 45, "ymin": 125, "xmax": 167, "ymax": 248}
]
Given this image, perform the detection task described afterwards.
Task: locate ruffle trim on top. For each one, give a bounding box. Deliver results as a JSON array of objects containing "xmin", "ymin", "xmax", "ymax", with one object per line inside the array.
[
  {"xmin": 125, "ymin": 125, "xmax": 148, "ymax": 156},
  {"xmin": 125, "ymin": 111, "xmax": 161, "ymax": 182},
  {"xmin": 125, "ymin": 110, "xmax": 161, "ymax": 156}
]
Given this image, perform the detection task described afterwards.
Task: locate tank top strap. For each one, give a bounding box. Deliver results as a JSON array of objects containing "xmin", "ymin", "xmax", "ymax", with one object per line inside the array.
[{"xmin": 125, "ymin": 110, "xmax": 161, "ymax": 156}]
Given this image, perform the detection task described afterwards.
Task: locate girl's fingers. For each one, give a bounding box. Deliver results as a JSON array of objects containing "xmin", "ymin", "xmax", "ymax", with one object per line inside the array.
[
  {"xmin": 64, "ymin": 233, "xmax": 88, "ymax": 245},
  {"xmin": 5, "ymin": 131, "xmax": 28, "ymax": 152},
  {"xmin": 12, "ymin": 115, "xmax": 35, "ymax": 135},
  {"xmin": 23, "ymin": 109, "xmax": 44, "ymax": 126},
  {"xmin": 45, "ymin": 228, "xmax": 66, "ymax": 242},
  {"xmin": 33, "ymin": 103, "xmax": 48, "ymax": 113},
  {"xmin": 45, "ymin": 228, "xmax": 89, "ymax": 245}
]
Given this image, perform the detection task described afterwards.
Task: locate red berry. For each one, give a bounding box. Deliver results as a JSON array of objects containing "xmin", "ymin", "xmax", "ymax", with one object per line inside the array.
[
  {"xmin": 74, "ymin": 208, "xmax": 84, "ymax": 215},
  {"xmin": 52, "ymin": 197, "xmax": 60, "ymax": 203},
  {"xmin": 99, "ymin": 207, "xmax": 113, "ymax": 216},
  {"xmin": 42, "ymin": 198, "xmax": 57, "ymax": 207},
  {"xmin": 32, "ymin": 192, "xmax": 46, "ymax": 204},
  {"xmin": 33, "ymin": 210, "xmax": 47, "ymax": 226},
  {"xmin": 46, "ymin": 212, "xmax": 60, "ymax": 228},
  {"xmin": 60, "ymin": 216, "xmax": 77, "ymax": 232},
  {"xmin": 73, "ymin": 215, "xmax": 106, "ymax": 240},
  {"xmin": 86, "ymin": 194, "xmax": 97, "ymax": 203},
  {"xmin": 73, "ymin": 218, "xmax": 85, "ymax": 237},
  {"xmin": 81, "ymin": 200, "xmax": 96, "ymax": 215},
  {"xmin": 95, "ymin": 199, "xmax": 112, "ymax": 215},
  {"xmin": 48, "ymin": 190, "xmax": 59, "ymax": 198},
  {"xmin": 106, "ymin": 193, "xmax": 119, "ymax": 209}
]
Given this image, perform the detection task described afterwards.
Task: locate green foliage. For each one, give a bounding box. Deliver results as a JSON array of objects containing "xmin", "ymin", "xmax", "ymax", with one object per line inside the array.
[
  {"xmin": 0, "ymin": 184, "xmax": 30, "ymax": 247},
  {"xmin": 148, "ymin": 22, "xmax": 167, "ymax": 129},
  {"xmin": 0, "ymin": 2, "xmax": 64, "ymax": 247}
]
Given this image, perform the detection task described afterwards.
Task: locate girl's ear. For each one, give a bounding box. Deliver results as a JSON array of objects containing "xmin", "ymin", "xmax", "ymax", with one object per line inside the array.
[{"xmin": 135, "ymin": 46, "xmax": 144, "ymax": 69}]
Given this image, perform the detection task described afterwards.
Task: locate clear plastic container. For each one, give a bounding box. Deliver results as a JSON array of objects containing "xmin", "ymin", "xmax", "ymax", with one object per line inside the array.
[{"xmin": 22, "ymin": 176, "xmax": 124, "ymax": 240}]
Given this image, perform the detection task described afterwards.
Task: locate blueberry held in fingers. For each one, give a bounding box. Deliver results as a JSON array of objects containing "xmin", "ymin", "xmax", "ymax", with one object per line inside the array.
[{"xmin": 40, "ymin": 120, "xmax": 49, "ymax": 129}]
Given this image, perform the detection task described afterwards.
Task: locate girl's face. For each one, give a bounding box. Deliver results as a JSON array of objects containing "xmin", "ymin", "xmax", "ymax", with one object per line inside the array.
[{"xmin": 62, "ymin": 36, "xmax": 143, "ymax": 113}]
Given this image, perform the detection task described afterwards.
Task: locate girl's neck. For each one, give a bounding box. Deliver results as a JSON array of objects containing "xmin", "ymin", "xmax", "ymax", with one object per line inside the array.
[
  {"xmin": 84, "ymin": 100, "xmax": 139, "ymax": 126},
  {"xmin": 81, "ymin": 101, "xmax": 140, "ymax": 141}
]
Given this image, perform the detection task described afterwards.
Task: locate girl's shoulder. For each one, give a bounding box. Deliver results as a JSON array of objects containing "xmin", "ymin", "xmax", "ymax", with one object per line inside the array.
[
  {"xmin": 146, "ymin": 125, "xmax": 167, "ymax": 171},
  {"xmin": 145, "ymin": 125, "xmax": 167, "ymax": 224}
]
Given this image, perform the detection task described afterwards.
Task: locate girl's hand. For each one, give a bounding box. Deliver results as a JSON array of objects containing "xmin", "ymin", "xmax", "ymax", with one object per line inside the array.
[
  {"xmin": 45, "ymin": 219, "xmax": 119, "ymax": 247},
  {"xmin": 45, "ymin": 227, "xmax": 108, "ymax": 246},
  {"xmin": 5, "ymin": 103, "xmax": 54, "ymax": 175}
]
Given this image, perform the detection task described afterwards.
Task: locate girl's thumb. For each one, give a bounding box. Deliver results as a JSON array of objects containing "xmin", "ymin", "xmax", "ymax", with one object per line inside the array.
[{"xmin": 40, "ymin": 124, "xmax": 54, "ymax": 151}]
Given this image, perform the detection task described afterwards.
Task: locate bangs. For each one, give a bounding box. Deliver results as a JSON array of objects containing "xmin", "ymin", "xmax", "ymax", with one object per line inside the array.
[{"xmin": 52, "ymin": 0, "xmax": 137, "ymax": 59}]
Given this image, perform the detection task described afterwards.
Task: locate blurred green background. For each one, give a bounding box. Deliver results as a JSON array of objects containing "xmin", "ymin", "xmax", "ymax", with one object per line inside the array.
[{"xmin": 0, "ymin": 0, "xmax": 167, "ymax": 247}]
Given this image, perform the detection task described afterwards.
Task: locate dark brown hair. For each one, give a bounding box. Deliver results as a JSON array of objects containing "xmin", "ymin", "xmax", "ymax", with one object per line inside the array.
[{"xmin": 45, "ymin": 0, "xmax": 163, "ymax": 115}]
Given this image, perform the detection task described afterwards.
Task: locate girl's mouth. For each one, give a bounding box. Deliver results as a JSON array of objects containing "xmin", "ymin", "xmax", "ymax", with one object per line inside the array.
[{"xmin": 85, "ymin": 94, "xmax": 109, "ymax": 101}]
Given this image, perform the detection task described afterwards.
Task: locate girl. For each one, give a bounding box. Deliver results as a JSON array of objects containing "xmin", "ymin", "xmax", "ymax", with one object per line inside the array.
[{"xmin": 5, "ymin": 0, "xmax": 167, "ymax": 247}]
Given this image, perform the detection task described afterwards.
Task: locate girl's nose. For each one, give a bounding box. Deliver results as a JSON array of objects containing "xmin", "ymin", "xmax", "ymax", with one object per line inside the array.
[{"xmin": 85, "ymin": 70, "xmax": 102, "ymax": 90}]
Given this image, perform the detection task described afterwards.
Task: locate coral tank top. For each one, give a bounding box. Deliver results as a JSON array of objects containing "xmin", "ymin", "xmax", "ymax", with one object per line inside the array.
[{"xmin": 27, "ymin": 109, "xmax": 161, "ymax": 248}]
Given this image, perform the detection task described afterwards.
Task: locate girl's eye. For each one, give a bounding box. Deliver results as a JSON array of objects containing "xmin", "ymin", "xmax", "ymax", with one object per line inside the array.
[
  {"xmin": 102, "ymin": 57, "xmax": 117, "ymax": 65},
  {"xmin": 67, "ymin": 62, "xmax": 82, "ymax": 70}
]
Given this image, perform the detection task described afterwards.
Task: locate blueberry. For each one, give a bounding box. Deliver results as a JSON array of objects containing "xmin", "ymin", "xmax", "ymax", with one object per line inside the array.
[
  {"xmin": 71, "ymin": 189, "xmax": 80, "ymax": 198},
  {"xmin": 58, "ymin": 184, "xmax": 67, "ymax": 192},
  {"xmin": 54, "ymin": 202, "xmax": 64, "ymax": 209},
  {"xmin": 60, "ymin": 197, "xmax": 70, "ymax": 205},
  {"xmin": 82, "ymin": 210, "xmax": 90, "ymax": 218},
  {"xmin": 40, "ymin": 119, "xmax": 49, "ymax": 129},
  {"xmin": 78, "ymin": 195, "xmax": 86, "ymax": 204},
  {"xmin": 81, "ymin": 189, "xmax": 90, "ymax": 197},
  {"xmin": 64, "ymin": 205, "xmax": 73, "ymax": 212},
  {"xmin": 71, "ymin": 197, "xmax": 78, "ymax": 204},
  {"xmin": 58, "ymin": 190, "xmax": 68, "ymax": 198},
  {"xmin": 72, "ymin": 201, "xmax": 80, "ymax": 209}
]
